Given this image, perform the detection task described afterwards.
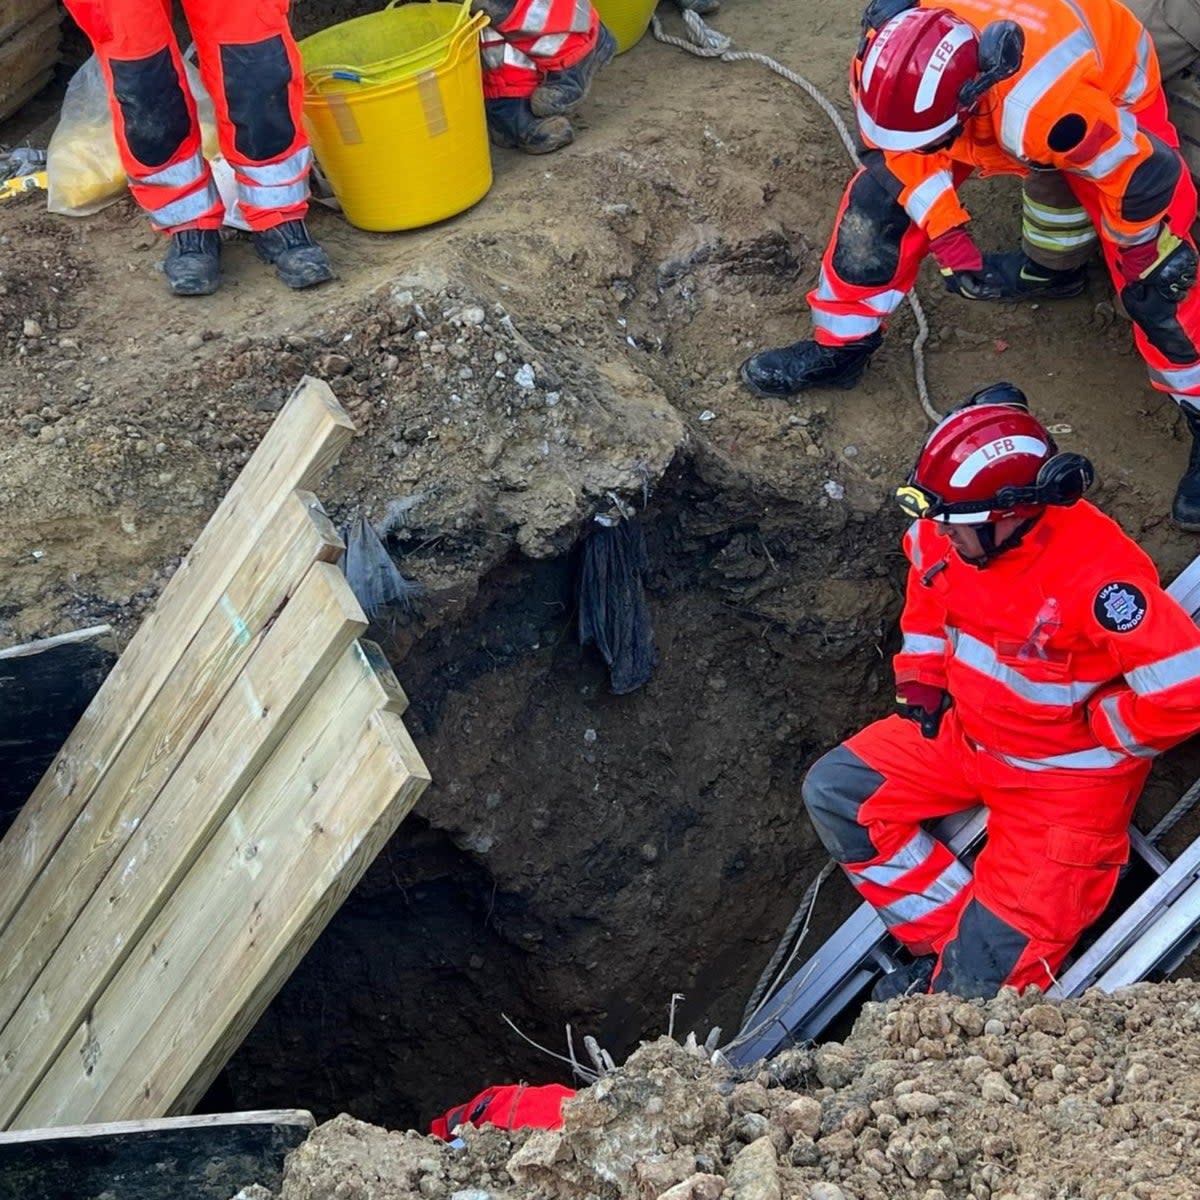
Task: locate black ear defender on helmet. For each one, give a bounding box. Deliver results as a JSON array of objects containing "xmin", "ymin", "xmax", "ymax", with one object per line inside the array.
[
  {"xmin": 958, "ymin": 20, "xmax": 1025, "ymax": 111},
  {"xmin": 858, "ymin": 0, "xmax": 917, "ymax": 53},
  {"xmin": 993, "ymin": 452, "xmax": 1095, "ymax": 509},
  {"xmin": 956, "ymin": 380, "xmax": 1029, "ymax": 411}
]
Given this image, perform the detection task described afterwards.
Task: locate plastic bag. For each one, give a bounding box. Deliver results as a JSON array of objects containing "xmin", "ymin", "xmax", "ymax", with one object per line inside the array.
[{"xmin": 47, "ymin": 51, "xmax": 219, "ymax": 217}]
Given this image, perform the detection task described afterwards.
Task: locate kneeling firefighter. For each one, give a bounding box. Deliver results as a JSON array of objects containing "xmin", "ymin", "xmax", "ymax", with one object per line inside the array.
[
  {"xmin": 802, "ymin": 386, "xmax": 1200, "ymax": 999},
  {"xmin": 741, "ymin": 0, "xmax": 1200, "ymax": 530},
  {"xmin": 64, "ymin": 0, "xmax": 333, "ymax": 297}
]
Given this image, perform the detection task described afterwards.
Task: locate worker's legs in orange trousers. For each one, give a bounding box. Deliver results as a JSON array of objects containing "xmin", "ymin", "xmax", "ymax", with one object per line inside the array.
[{"xmin": 802, "ymin": 712, "xmax": 1146, "ymax": 996}]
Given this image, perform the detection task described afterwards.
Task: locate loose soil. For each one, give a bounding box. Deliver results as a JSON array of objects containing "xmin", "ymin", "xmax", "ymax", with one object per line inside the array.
[{"xmin": 5, "ymin": 0, "xmax": 1200, "ymax": 1176}]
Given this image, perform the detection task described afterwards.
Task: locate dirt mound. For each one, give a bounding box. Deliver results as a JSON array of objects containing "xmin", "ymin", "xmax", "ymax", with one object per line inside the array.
[{"xmin": 278, "ymin": 981, "xmax": 1200, "ymax": 1200}]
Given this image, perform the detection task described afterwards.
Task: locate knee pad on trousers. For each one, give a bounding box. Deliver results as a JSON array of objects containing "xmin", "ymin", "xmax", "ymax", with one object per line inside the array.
[
  {"xmin": 931, "ymin": 898, "xmax": 1029, "ymax": 999},
  {"xmin": 110, "ymin": 48, "xmax": 192, "ymax": 168},
  {"xmin": 220, "ymin": 36, "xmax": 296, "ymax": 161},
  {"xmin": 801, "ymin": 745, "xmax": 881, "ymax": 863},
  {"xmin": 1123, "ymin": 134, "xmax": 1182, "ymax": 225},
  {"xmin": 1121, "ymin": 277, "xmax": 1200, "ymax": 363},
  {"xmin": 831, "ymin": 169, "xmax": 909, "ymax": 287}
]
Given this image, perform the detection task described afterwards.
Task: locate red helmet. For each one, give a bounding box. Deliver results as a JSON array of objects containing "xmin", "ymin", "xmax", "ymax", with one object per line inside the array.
[
  {"xmin": 854, "ymin": 7, "xmax": 980, "ymax": 151},
  {"xmin": 896, "ymin": 384, "xmax": 1094, "ymax": 525}
]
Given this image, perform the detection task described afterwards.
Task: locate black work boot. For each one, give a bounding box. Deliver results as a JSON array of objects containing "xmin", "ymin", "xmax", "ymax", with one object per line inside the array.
[
  {"xmin": 530, "ymin": 23, "xmax": 617, "ymax": 117},
  {"xmin": 1173, "ymin": 403, "xmax": 1200, "ymax": 531},
  {"xmin": 253, "ymin": 219, "xmax": 335, "ymax": 290},
  {"xmin": 485, "ymin": 97, "xmax": 574, "ymax": 154},
  {"xmin": 871, "ymin": 955, "xmax": 936, "ymax": 1002},
  {"xmin": 163, "ymin": 228, "xmax": 222, "ymax": 297},
  {"xmin": 740, "ymin": 331, "xmax": 882, "ymax": 398},
  {"xmin": 973, "ymin": 251, "xmax": 1089, "ymax": 301}
]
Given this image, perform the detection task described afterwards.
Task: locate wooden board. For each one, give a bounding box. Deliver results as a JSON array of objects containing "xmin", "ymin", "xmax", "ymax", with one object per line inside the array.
[
  {"xmin": 0, "ymin": 379, "xmax": 354, "ymax": 941},
  {"xmin": 0, "ymin": 627, "xmax": 115, "ymax": 832},
  {"xmin": 0, "ymin": 1109, "xmax": 313, "ymax": 1200},
  {"xmin": 0, "ymin": 492, "xmax": 344, "ymax": 1071},
  {"xmin": 0, "ymin": 562, "xmax": 367, "ymax": 1126},
  {"xmin": 15, "ymin": 643, "xmax": 429, "ymax": 1126},
  {"xmin": 0, "ymin": 5, "xmax": 59, "ymax": 123},
  {"xmin": 0, "ymin": 0, "xmax": 56, "ymax": 43}
]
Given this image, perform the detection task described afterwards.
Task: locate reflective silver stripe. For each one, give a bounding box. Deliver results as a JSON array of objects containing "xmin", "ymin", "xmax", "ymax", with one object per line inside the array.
[
  {"xmin": 904, "ymin": 170, "xmax": 953, "ymax": 226},
  {"xmin": 995, "ymin": 746, "xmax": 1130, "ymax": 771},
  {"xmin": 810, "ymin": 309, "xmax": 882, "ymax": 339},
  {"xmin": 139, "ymin": 151, "xmax": 207, "ymax": 190},
  {"xmin": 1121, "ymin": 30, "xmax": 1152, "ymax": 106},
  {"xmin": 847, "ymin": 830, "xmax": 935, "ymax": 888},
  {"xmin": 1000, "ymin": 31, "xmax": 1095, "ymax": 159},
  {"xmin": 1023, "ymin": 227, "xmax": 1098, "ymax": 250},
  {"xmin": 1152, "ymin": 363, "xmax": 1200, "ymax": 392},
  {"xmin": 239, "ymin": 147, "xmax": 312, "ymax": 187},
  {"xmin": 950, "ymin": 629, "xmax": 1103, "ymax": 706},
  {"xmin": 1022, "ymin": 196, "xmax": 1089, "ymax": 226},
  {"xmin": 904, "ymin": 520, "xmax": 924, "ymax": 571},
  {"xmin": 1099, "ymin": 693, "xmax": 1157, "ymax": 759},
  {"xmin": 1100, "ymin": 213, "xmax": 1154, "ymax": 246},
  {"xmin": 524, "ymin": 0, "xmax": 553, "ymax": 32},
  {"xmin": 1126, "ymin": 645, "xmax": 1200, "ymax": 696},
  {"xmin": 901, "ymin": 632, "xmax": 948, "ymax": 656},
  {"xmin": 862, "ymin": 289, "xmax": 906, "ymax": 315},
  {"xmin": 238, "ymin": 179, "xmax": 309, "ymax": 209},
  {"xmin": 529, "ymin": 32, "xmax": 568, "ymax": 56},
  {"xmin": 1075, "ymin": 109, "xmax": 1140, "ymax": 181},
  {"xmin": 569, "ymin": 0, "xmax": 591, "ymax": 32},
  {"xmin": 149, "ymin": 179, "xmax": 222, "ymax": 229},
  {"xmin": 877, "ymin": 861, "xmax": 973, "ymax": 928}
]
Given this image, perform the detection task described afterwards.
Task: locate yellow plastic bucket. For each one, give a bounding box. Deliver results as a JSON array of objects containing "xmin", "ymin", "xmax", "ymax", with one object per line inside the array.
[
  {"xmin": 300, "ymin": 2, "xmax": 492, "ymax": 232},
  {"xmin": 591, "ymin": 0, "xmax": 659, "ymax": 54}
]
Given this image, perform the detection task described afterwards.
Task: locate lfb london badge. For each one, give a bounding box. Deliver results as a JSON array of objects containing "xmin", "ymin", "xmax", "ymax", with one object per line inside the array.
[{"xmin": 1094, "ymin": 581, "xmax": 1148, "ymax": 633}]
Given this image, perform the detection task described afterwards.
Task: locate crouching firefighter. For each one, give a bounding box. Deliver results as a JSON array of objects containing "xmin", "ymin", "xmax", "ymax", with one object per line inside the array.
[
  {"xmin": 802, "ymin": 386, "xmax": 1200, "ymax": 1000},
  {"xmin": 473, "ymin": 0, "xmax": 616, "ymax": 153},
  {"xmin": 64, "ymin": 0, "xmax": 333, "ymax": 296},
  {"xmin": 741, "ymin": 0, "xmax": 1200, "ymax": 530}
]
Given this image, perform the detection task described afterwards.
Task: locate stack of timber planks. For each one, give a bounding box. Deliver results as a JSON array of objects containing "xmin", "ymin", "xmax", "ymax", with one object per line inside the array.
[
  {"xmin": 0, "ymin": 376, "xmax": 431, "ymax": 1131},
  {"xmin": 0, "ymin": 0, "xmax": 60, "ymax": 123}
]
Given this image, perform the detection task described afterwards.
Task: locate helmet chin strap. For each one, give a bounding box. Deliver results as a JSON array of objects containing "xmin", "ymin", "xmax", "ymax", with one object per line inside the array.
[{"xmin": 961, "ymin": 514, "xmax": 1041, "ymax": 568}]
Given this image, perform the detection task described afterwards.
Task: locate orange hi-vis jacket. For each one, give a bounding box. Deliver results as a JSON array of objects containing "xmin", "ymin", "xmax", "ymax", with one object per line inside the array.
[
  {"xmin": 894, "ymin": 501, "xmax": 1200, "ymax": 773},
  {"xmin": 854, "ymin": 0, "xmax": 1164, "ymax": 247}
]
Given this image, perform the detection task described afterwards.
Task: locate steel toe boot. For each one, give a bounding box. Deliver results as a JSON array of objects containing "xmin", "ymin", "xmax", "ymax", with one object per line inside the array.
[
  {"xmin": 485, "ymin": 97, "xmax": 575, "ymax": 154},
  {"xmin": 253, "ymin": 219, "xmax": 335, "ymax": 290},
  {"xmin": 163, "ymin": 228, "xmax": 222, "ymax": 297},
  {"xmin": 1173, "ymin": 403, "xmax": 1200, "ymax": 531},
  {"xmin": 740, "ymin": 332, "xmax": 882, "ymax": 398},
  {"xmin": 530, "ymin": 23, "xmax": 617, "ymax": 117},
  {"xmin": 871, "ymin": 955, "xmax": 935, "ymax": 1002}
]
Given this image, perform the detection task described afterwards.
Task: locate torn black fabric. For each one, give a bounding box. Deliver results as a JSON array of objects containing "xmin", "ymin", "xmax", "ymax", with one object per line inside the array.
[{"xmin": 577, "ymin": 514, "xmax": 657, "ymax": 695}]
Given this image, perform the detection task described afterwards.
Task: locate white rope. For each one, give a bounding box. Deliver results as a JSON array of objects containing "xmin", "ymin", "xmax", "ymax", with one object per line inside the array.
[{"xmin": 651, "ymin": 10, "xmax": 943, "ymax": 423}]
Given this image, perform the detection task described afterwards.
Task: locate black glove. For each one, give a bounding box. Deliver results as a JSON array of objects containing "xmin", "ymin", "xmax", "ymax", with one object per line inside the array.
[{"xmin": 896, "ymin": 682, "xmax": 951, "ymax": 739}]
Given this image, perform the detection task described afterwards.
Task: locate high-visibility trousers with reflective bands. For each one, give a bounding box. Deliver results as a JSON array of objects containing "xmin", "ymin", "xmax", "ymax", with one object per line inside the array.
[
  {"xmin": 64, "ymin": 0, "xmax": 312, "ymax": 232},
  {"xmin": 801, "ymin": 711, "xmax": 1147, "ymax": 997},
  {"xmin": 480, "ymin": 0, "xmax": 599, "ymax": 100}
]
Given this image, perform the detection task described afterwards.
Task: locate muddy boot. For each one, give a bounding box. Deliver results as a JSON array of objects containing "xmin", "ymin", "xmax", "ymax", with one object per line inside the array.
[
  {"xmin": 871, "ymin": 955, "xmax": 935, "ymax": 1002},
  {"xmin": 1173, "ymin": 403, "xmax": 1200, "ymax": 531},
  {"xmin": 163, "ymin": 228, "xmax": 222, "ymax": 297},
  {"xmin": 970, "ymin": 251, "xmax": 1089, "ymax": 302},
  {"xmin": 486, "ymin": 97, "xmax": 574, "ymax": 154},
  {"xmin": 529, "ymin": 23, "xmax": 617, "ymax": 117},
  {"xmin": 253, "ymin": 219, "xmax": 335, "ymax": 290},
  {"xmin": 740, "ymin": 332, "xmax": 882, "ymax": 398}
]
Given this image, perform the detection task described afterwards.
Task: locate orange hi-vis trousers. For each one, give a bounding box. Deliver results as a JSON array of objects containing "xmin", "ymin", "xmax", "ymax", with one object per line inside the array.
[{"xmin": 64, "ymin": 0, "xmax": 312, "ymax": 232}]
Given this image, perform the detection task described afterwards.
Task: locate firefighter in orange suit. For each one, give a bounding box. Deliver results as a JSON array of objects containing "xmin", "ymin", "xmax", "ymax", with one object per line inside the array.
[
  {"xmin": 64, "ymin": 0, "xmax": 333, "ymax": 297},
  {"xmin": 473, "ymin": 0, "xmax": 616, "ymax": 153},
  {"xmin": 741, "ymin": 0, "xmax": 1200, "ymax": 532},
  {"xmin": 802, "ymin": 385, "xmax": 1200, "ymax": 1000}
]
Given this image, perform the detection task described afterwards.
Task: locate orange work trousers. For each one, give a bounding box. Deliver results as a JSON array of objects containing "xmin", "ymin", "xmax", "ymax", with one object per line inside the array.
[
  {"xmin": 64, "ymin": 0, "xmax": 311, "ymax": 231},
  {"xmin": 802, "ymin": 711, "xmax": 1147, "ymax": 996}
]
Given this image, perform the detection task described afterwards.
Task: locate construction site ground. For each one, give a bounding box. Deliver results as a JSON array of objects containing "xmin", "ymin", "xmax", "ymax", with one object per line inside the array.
[{"xmin": 5, "ymin": 0, "xmax": 1200, "ymax": 1193}]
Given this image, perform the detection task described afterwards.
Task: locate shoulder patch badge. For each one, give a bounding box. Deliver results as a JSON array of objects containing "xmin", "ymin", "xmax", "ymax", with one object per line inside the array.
[{"xmin": 1094, "ymin": 581, "xmax": 1148, "ymax": 634}]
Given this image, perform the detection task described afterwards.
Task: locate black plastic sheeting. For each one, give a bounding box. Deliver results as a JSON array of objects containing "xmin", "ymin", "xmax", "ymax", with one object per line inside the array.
[
  {"xmin": 576, "ymin": 513, "xmax": 657, "ymax": 694},
  {"xmin": 341, "ymin": 514, "xmax": 421, "ymax": 621}
]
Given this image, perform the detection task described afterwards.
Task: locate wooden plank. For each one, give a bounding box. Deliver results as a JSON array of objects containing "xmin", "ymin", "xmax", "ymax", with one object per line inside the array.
[
  {"xmin": 0, "ymin": 491, "xmax": 343, "ymax": 1061},
  {"xmin": 0, "ymin": 1109, "xmax": 313, "ymax": 1200},
  {"xmin": 0, "ymin": 6, "xmax": 59, "ymax": 122},
  {"xmin": 0, "ymin": 0, "xmax": 56, "ymax": 44},
  {"xmin": 0, "ymin": 627, "xmax": 115, "ymax": 828},
  {"xmin": 15, "ymin": 644, "xmax": 428, "ymax": 1127},
  {"xmin": 0, "ymin": 562, "xmax": 367, "ymax": 1126},
  {"xmin": 0, "ymin": 378, "xmax": 354, "ymax": 940}
]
